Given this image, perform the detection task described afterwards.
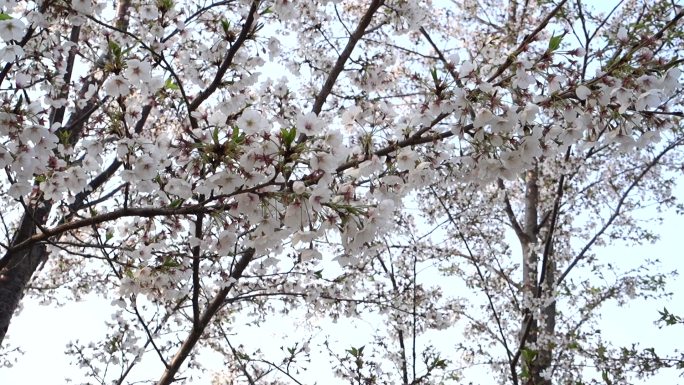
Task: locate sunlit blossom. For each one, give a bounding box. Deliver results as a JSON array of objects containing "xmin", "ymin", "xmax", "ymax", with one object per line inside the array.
[
  {"xmin": 103, "ymin": 75, "xmax": 131, "ymax": 98},
  {"xmin": 296, "ymin": 112, "xmax": 325, "ymax": 136},
  {"xmin": 236, "ymin": 109, "xmax": 269, "ymax": 135},
  {"xmin": 0, "ymin": 18, "xmax": 25, "ymax": 42}
]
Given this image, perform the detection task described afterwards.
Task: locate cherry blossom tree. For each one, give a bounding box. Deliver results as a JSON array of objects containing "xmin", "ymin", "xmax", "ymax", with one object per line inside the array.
[{"xmin": 0, "ymin": 0, "xmax": 682, "ymax": 384}]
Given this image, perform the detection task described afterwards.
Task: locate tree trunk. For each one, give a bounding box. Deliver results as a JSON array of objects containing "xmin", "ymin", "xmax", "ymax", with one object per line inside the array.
[
  {"xmin": 519, "ymin": 166, "xmax": 556, "ymax": 385},
  {"xmin": 0, "ymin": 206, "xmax": 52, "ymax": 344},
  {"xmin": 0, "ymin": 0, "xmax": 132, "ymax": 347}
]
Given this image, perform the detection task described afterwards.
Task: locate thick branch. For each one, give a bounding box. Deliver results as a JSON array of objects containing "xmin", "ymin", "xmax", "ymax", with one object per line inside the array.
[
  {"xmin": 188, "ymin": 1, "xmax": 259, "ymax": 114},
  {"xmin": 156, "ymin": 248, "xmax": 255, "ymax": 385},
  {"xmin": 487, "ymin": 0, "xmax": 568, "ymax": 84},
  {"xmin": 0, "ymin": 0, "xmax": 133, "ymax": 347},
  {"xmin": 311, "ymin": 0, "xmax": 385, "ymax": 115}
]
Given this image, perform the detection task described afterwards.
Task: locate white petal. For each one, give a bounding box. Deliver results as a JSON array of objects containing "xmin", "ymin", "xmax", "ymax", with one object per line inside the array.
[{"xmin": 575, "ymin": 85, "xmax": 591, "ymax": 100}]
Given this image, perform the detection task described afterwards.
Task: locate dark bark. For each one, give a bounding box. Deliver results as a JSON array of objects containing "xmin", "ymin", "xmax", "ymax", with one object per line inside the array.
[
  {"xmin": 0, "ymin": 81, "xmax": 103, "ymax": 345},
  {"xmin": 0, "ymin": 0, "xmax": 132, "ymax": 347},
  {"xmin": 0, "ymin": 206, "xmax": 51, "ymax": 343},
  {"xmin": 518, "ymin": 166, "xmax": 556, "ymax": 385}
]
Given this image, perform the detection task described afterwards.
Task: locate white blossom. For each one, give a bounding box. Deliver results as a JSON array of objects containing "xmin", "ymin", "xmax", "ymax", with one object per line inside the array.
[
  {"xmin": 103, "ymin": 75, "xmax": 131, "ymax": 98},
  {"xmin": 575, "ymin": 85, "xmax": 591, "ymax": 100},
  {"xmin": 296, "ymin": 112, "xmax": 325, "ymax": 136},
  {"xmin": 617, "ymin": 26, "xmax": 628, "ymax": 42},
  {"xmin": 124, "ymin": 59, "xmax": 152, "ymax": 84},
  {"xmin": 132, "ymin": 155, "xmax": 158, "ymax": 180},
  {"xmin": 292, "ymin": 181, "xmax": 306, "ymax": 195},
  {"xmin": 236, "ymin": 109, "xmax": 269, "ymax": 135},
  {"xmin": 0, "ymin": 18, "xmax": 25, "ymax": 42}
]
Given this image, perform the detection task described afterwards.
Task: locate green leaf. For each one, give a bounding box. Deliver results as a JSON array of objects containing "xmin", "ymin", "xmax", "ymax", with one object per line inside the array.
[
  {"xmin": 433, "ymin": 358, "xmax": 447, "ymax": 369},
  {"xmin": 521, "ymin": 347, "xmax": 537, "ymax": 363},
  {"xmin": 520, "ymin": 367, "xmax": 529, "ymax": 379},
  {"xmin": 58, "ymin": 130, "xmax": 71, "ymax": 146},
  {"xmin": 281, "ymin": 127, "xmax": 297, "ymax": 146},
  {"xmin": 346, "ymin": 345, "xmax": 364, "ymax": 358},
  {"xmin": 597, "ymin": 344, "xmax": 607, "ymax": 359},
  {"xmin": 657, "ymin": 307, "xmax": 681, "ymax": 326},
  {"xmin": 430, "ymin": 67, "xmax": 438, "ymax": 83},
  {"xmin": 220, "ymin": 19, "xmax": 230, "ymax": 35},
  {"xmin": 212, "ymin": 126, "xmax": 220, "ymax": 144},
  {"xmin": 313, "ymin": 270, "xmax": 323, "ymax": 279},
  {"xmin": 161, "ymin": 258, "xmax": 181, "ymax": 269},
  {"xmin": 601, "ymin": 370, "xmax": 612, "ymax": 385},
  {"xmin": 168, "ymin": 198, "xmax": 184, "ymax": 209},
  {"xmin": 164, "ymin": 78, "xmax": 179, "ymax": 91},
  {"xmin": 105, "ymin": 231, "xmax": 114, "ymax": 241},
  {"xmin": 548, "ymin": 33, "xmax": 563, "ymax": 52},
  {"xmin": 0, "ymin": 13, "xmax": 12, "ymax": 21},
  {"xmin": 231, "ymin": 126, "xmax": 245, "ymax": 144},
  {"xmin": 156, "ymin": 0, "xmax": 174, "ymax": 13},
  {"xmin": 108, "ymin": 41, "xmax": 122, "ymax": 58},
  {"xmin": 280, "ymin": 128, "xmax": 290, "ymax": 145}
]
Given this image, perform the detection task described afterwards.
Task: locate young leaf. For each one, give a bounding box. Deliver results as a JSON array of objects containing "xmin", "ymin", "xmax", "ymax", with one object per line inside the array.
[
  {"xmin": 548, "ymin": 33, "xmax": 563, "ymax": 52},
  {"xmin": 281, "ymin": 127, "xmax": 297, "ymax": 147},
  {"xmin": 161, "ymin": 258, "xmax": 181, "ymax": 269},
  {"xmin": 108, "ymin": 41, "xmax": 122, "ymax": 58},
  {"xmin": 220, "ymin": 19, "xmax": 230, "ymax": 35},
  {"xmin": 601, "ymin": 370, "xmax": 613, "ymax": 385},
  {"xmin": 164, "ymin": 78, "xmax": 179, "ymax": 91},
  {"xmin": 522, "ymin": 347, "xmax": 537, "ymax": 363},
  {"xmin": 212, "ymin": 126, "xmax": 220, "ymax": 144},
  {"xmin": 168, "ymin": 198, "xmax": 184, "ymax": 209},
  {"xmin": 157, "ymin": 0, "xmax": 174, "ymax": 13}
]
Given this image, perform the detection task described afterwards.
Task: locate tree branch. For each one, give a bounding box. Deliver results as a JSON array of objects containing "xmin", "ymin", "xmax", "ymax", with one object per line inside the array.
[
  {"xmin": 311, "ymin": 0, "xmax": 385, "ymax": 115},
  {"xmin": 156, "ymin": 248, "xmax": 255, "ymax": 385}
]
